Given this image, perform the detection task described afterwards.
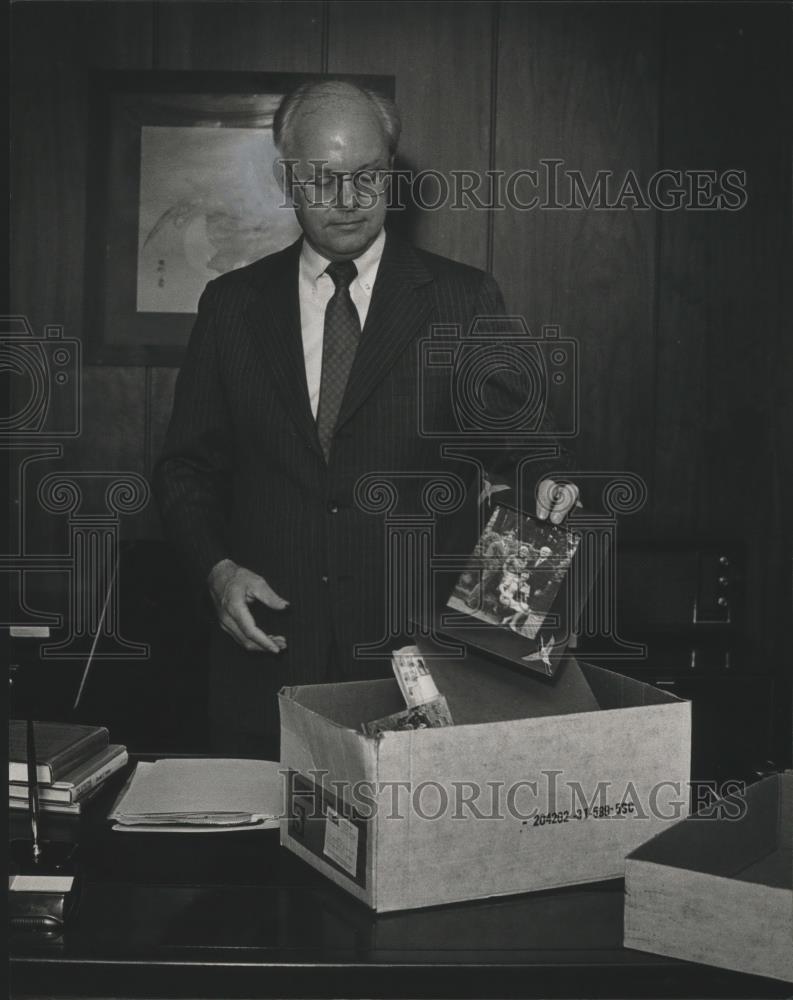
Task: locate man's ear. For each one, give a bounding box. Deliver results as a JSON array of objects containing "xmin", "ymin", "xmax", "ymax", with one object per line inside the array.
[{"xmin": 273, "ymin": 157, "xmax": 295, "ymax": 204}]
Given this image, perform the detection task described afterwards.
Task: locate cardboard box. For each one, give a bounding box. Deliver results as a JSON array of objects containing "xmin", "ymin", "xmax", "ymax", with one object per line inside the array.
[
  {"xmin": 624, "ymin": 771, "xmax": 793, "ymax": 983},
  {"xmin": 279, "ymin": 642, "xmax": 691, "ymax": 912}
]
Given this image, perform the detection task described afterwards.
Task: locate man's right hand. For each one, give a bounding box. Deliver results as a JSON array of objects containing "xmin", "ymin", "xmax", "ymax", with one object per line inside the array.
[{"xmin": 207, "ymin": 559, "xmax": 289, "ymax": 654}]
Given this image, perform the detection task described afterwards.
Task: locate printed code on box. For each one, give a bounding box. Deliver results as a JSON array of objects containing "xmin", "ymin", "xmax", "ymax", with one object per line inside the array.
[{"xmin": 323, "ymin": 807, "xmax": 359, "ymax": 876}]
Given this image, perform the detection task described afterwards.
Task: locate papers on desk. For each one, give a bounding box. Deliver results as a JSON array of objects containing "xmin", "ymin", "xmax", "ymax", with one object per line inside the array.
[{"xmin": 109, "ymin": 759, "xmax": 283, "ymax": 832}]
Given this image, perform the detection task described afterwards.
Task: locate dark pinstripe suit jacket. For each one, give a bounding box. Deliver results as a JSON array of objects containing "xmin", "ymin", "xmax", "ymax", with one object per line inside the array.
[{"xmin": 153, "ymin": 230, "xmax": 557, "ymax": 744}]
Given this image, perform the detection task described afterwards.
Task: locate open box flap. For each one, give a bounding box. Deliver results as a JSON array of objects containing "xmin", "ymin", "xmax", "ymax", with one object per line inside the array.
[
  {"xmin": 418, "ymin": 644, "xmax": 600, "ymax": 723},
  {"xmin": 279, "ymin": 685, "xmax": 378, "ymax": 785},
  {"xmin": 579, "ymin": 662, "xmax": 685, "ymax": 708},
  {"xmin": 281, "ymin": 647, "xmax": 690, "ymax": 735},
  {"xmin": 627, "ymin": 772, "xmax": 792, "ymax": 888}
]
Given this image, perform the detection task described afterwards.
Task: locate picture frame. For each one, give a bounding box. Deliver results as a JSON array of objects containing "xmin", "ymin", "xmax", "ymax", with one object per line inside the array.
[
  {"xmin": 437, "ymin": 502, "xmax": 598, "ymax": 679},
  {"xmin": 84, "ymin": 71, "xmax": 395, "ymax": 365}
]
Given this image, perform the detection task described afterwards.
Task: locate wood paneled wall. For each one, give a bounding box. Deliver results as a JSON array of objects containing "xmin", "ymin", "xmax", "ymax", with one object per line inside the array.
[{"xmin": 10, "ymin": 2, "xmax": 792, "ymax": 732}]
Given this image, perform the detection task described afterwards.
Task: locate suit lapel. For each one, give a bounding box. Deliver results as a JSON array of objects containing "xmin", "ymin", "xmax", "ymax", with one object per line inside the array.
[
  {"xmin": 240, "ymin": 231, "xmax": 435, "ymax": 456},
  {"xmin": 336, "ymin": 231, "xmax": 434, "ymax": 429},
  {"xmin": 242, "ymin": 238, "xmax": 324, "ymax": 458}
]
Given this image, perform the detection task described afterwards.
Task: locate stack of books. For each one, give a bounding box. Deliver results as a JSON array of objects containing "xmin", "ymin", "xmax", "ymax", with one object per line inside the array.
[{"xmin": 9, "ymin": 720, "xmax": 128, "ymax": 816}]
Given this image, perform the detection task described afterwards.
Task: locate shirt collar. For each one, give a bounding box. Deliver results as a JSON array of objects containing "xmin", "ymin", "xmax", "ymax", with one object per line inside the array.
[{"xmin": 300, "ymin": 228, "xmax": 386, "ymax": 297}]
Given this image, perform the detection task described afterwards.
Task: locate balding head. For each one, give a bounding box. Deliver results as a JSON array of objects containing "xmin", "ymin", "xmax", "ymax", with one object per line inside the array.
[{"xmin": 273, "ymin": 80, "xmax": 400, "ymax": 162}]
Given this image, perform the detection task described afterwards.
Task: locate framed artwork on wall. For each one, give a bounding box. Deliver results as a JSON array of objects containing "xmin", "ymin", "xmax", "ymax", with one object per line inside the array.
[{"xmin": 84, "ymin": 71, "xmax": 395, "ymax": 365}]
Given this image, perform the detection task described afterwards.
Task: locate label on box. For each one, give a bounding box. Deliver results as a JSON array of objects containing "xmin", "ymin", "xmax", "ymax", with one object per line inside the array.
[
  {"xmin": 286, "ymin": 772, "xmax": 368, "ymax": 888},
  {"xmin": 323, "ymin": 807, "xmax": 359, "ymax": 876}
]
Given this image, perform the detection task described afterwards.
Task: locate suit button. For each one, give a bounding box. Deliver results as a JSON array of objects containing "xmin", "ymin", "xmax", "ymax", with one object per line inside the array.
[
  {"xmin": 327, "ymin": 501, "xmax": 339, "ymax": 514},
  {"xmin": 321, "ymin": 575, "xmax": 329, "ymax": 584}
]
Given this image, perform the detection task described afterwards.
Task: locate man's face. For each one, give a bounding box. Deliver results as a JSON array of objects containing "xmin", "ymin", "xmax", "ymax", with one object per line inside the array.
[{"xmin": 285, "ymin": 93, "xmax": 390, "ymax": 261}]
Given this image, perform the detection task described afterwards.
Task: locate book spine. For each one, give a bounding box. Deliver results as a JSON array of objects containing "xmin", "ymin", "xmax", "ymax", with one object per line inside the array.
[
  {"xmin": 8, "ymin": 748, "xmax": 128, "ymax": 803},
  {"xmin": 48, "ymin": 728, "xmax": 110, "ymax": 782},
  {"xmin": 8, "ymin": 727, "xmax": 110, "ymax": 785},
  {"xmin": 9, "ymin": 762, "xmax": 55, "ymax": 784},
  {"xmin": 69, "ymin": 749, "xmax": 128, "ymax": 802},
  {"xmin": 9, "ymin": 783, "xmax": 71, "ymax": 804},
  {"xmin": 9, "ymin": 773, "xmax": 109, "ymax": 815},
  {"xmin": 9, "ymin": 797, "xmax": 80, "ymax": 816}
]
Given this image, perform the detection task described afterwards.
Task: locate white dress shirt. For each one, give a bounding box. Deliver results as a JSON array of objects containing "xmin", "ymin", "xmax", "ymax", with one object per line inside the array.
[{"xmin": 298, "ymin": 228, "xmax": 386, "ymax": 419}]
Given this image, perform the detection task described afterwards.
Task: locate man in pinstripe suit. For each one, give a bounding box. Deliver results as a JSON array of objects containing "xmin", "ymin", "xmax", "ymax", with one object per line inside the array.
[{"xmin": 153, "ymin": 81, "xmax": 577, "ymax": 755}]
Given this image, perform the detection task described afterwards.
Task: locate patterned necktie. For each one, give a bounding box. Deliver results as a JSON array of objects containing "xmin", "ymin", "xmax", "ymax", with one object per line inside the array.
[{"xmin": 316, "ymin": 260, "xmax": 361, "ymax": 462}]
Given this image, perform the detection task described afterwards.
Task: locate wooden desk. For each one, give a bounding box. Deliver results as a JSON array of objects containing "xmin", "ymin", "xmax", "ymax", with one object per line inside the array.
[{"xmin": 9, "ymin": 777, "xmax": 789, "ymax": 999}]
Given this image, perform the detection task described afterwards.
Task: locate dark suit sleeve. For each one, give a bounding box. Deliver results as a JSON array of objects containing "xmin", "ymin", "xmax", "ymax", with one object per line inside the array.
[
  {"xmin": 152, "ymin": 280, "xmax": 234, "ymax": 583},
  {"xmin": 472, "ymin": 272, "xmax": 575, "ymax": 500}
]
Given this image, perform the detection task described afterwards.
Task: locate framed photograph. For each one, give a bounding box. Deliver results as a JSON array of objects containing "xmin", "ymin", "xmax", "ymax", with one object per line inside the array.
[
  {"xmin": 84, "ymin": 71, "xmax": 395, "ymax": 365},
  {"xmin": 440, "ymin": 503, "xmax": 594, "ymax": 679}
]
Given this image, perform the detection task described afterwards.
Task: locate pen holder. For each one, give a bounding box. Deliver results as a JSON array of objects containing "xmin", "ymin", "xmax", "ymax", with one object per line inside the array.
[{"xmin": 8, "ymin": 840, "xmax": 81, "ymax": 934}]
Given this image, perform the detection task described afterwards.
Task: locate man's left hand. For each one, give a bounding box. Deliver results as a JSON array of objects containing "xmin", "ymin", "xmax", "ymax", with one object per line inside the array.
[{"xmin": 536, "ymin": 478, "xmax": 580, "ymax": 524}]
